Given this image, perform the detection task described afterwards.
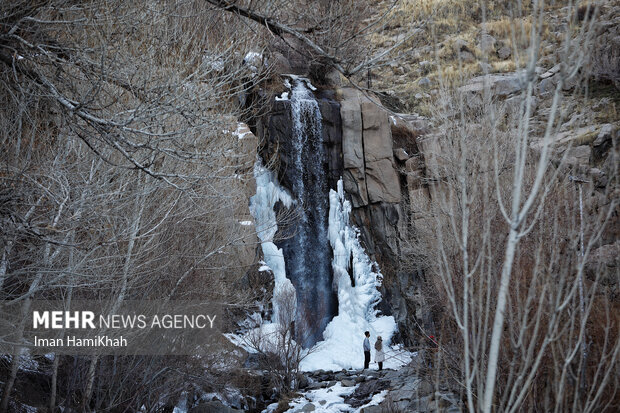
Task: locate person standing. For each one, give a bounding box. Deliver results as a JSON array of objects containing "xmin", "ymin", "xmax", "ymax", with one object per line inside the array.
[
  {"xmin": 375, "ymin": 336, "xmax": 385, "ymax": 371},
  {"xmin": 363, "ymin": 331, "xmax": 371, "ymax": 369}
]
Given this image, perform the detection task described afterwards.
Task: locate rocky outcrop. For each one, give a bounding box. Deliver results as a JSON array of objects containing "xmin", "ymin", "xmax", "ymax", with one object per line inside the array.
[
  {"xmin": 338, "ymin": 88, "xmax": 435, "ymax": 346},
  {"xmin": 340, "ymin": 88, "xmax": 400, "ymax": 207},
  {"xmin": 339, "ymin": 88, "xmax": 402, "ymax": 261},
  {"xmin": 296, "ymin": 364, "xmax": 462, "ymax": 413}
]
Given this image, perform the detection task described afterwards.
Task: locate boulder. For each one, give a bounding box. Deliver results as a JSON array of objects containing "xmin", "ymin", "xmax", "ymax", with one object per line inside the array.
[
  {"xmin": 562, "ymin": 145, "xmax": 591, "ymax": 166},
  {"xmin": 479, "ymin": 34, "xmax": 497, "ymax": 54},
  {"xmin": 300, "ymin": 403, "xmax": 316, "ymax": 412},
  {"xmin": 344, "ymin": 379, "xmax": 391, "ymax": 408},
  {"xmin": 592, "ymin": 124, "xmax": 615, "ymax": 161},
  {"xmin": 459, "ymin": 50, "xmax": 476, "ymax": 63},
  {"xmin": 538, "ymin": 76, "xmax": 557, "ymax": 95},
  {"xmin": 459, "ymin": 73, "xmax": 523, "ymax": 97},
  {"xmin": 530, "ymin": 125, "xmax": 599, "ymax": 151},
  {"xmin": 341, "ymin": 379, "xmax": 356, "ymax": 387},
  {"xmin": 497, "ymin": 45, "xmax": 512, "ymax": 60},
  {"xmin": 366, "ymin": 159, "xmax": 402, "ymax": 203},
  {"xmin": 418, "ymin": 77, "xmax": 432, "ymax": 88},
  {"xmin": 394, "ymin": 147, "xmax": 409, "ymax": 162}
]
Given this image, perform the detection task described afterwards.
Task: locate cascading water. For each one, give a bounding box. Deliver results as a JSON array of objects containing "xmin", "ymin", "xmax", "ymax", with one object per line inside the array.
[{"xmin": 279, "ymin": 79, "xmax": 337, "ymax": 347}]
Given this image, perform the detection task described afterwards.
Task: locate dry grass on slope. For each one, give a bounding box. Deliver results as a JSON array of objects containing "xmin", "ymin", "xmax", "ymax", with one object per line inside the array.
[{"xmin": 367, "ymin": 0, "xmax": 617, "ymax": 114}]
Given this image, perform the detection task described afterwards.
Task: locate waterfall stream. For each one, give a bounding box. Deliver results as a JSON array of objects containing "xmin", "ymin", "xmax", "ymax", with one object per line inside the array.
[{"xmin": 280, "ymin": 79, "xmax": 337, "ymax": 347}]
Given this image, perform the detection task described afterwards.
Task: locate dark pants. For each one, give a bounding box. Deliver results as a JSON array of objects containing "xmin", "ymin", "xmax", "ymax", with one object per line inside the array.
[
  {"xmin": 378, "ymin": 362, "xmax": 383, "ymax": 371},
  {"xmin": 364, "ymin": 351, "xmax": 370, "ymax": 369}
]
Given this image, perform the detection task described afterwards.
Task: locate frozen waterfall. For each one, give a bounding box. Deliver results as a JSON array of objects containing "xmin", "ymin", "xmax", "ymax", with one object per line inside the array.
[{"xmin": 249, "ymin": 77, "xmax": 396, "ymax": 369}]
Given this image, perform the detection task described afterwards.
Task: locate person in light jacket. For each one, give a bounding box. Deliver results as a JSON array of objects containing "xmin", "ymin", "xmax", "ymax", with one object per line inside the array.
[
  {"xmin": 363, "ymin": 331, "xmax": 371, "ymax": 369},
  {"xmin": 375, "ymin": 336, "xmax": 385, "ymax": 371}
]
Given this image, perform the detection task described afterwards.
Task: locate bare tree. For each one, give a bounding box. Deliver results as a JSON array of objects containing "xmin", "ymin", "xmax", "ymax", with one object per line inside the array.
[
  {"xmin": 405, "ymin": 2, "xmax": 619, "ymax": 412},
  {"xmin": 240, "ymin": 287, "xmax": 315, "ymax": 396},
  {"xmin": 1, "ymin": 1, "xmax": 266, "ymax": 410}
]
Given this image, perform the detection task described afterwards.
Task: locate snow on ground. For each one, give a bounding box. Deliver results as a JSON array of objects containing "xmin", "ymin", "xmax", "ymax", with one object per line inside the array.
[
  {"xmin": 263, "ymin": 383, "xmax": 389, "ymax": 413},
  {"xmin": 300, "ymin": 180, "xmax": 397, "ymax": 371}
]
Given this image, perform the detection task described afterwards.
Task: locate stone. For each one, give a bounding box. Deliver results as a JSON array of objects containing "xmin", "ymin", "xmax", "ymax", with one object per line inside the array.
[
  {"xmin": 390, "ymin": 388, "xmax": 414, "ymax": 402},
  {"xmin": 366, "ymin": 159, "xmax": 402, "ymax": 203},
  {"xmin": 459, "ymin": 73, "xmax": 523, "ymax": 97},
  {"xmin": 360, "ymin": 406, "xmax": 383, "ymax": 413},
  {"xmin": 530, "ymin": 125, "xmax": 598, "ymax": 151},
  {"xmin": 479, "ymin": 34, "xmax": 497, "ymax": 54},
  {"xmin": 417, "ymin": 379, "xmax": 434, "ymax": 396},
  {"xmin": 418, "ymin": 77, "xmax": 431, "ymax": 88},
  {"xmin": 344, "ymin": 379, "xmax": 391, "ymax": 408},
  {"xmin": 459, "ymin": 50, "xmax": 476, "ymax": 63},
  {"xmin": 592, "ymin": 124, "xmax": 614, "ymax": 161},
  {"xmin": 300, "ymin": 403, "xmax": 316, "ymax": 412},
  {"xmin": 563, "ymin": 145, "xmax": 591, "ymax": 166},
  {"xmin": 324, "ymin": 68, "xmax": 342, "ymax": 86},
  {"xmin": 540, "ymin": 63, "xmax": 561, "ymax": 79},
  {"xmin": 394, "ymin": 147, "xmax": 409, "ymax": 162},
  {"xmin": 341, "ymin": 379, "xmax": 356, "ymax": 387},
  {"xmin": 497, "ymin": 45, "xmax": 512, "ymax": 59},
  {"xmin": 307, "ymin": 382, "xmax": 324, "ymax": 390}
]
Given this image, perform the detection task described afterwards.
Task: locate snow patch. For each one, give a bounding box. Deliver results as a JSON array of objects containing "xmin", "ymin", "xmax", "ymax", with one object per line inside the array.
[
  {"xmin": 275, "ymin": 91, "xmax": 289, "ymax": 101},
  {"xmin": 300, "ymin": 180, "xmax": 397, "ymax": 371},
  {"xmin": 233, "ymin": 122, "xmax": 253, "ymax": 140},
  {"xmin": 283, "ymin": 382, "xmax": 357, "ymax": 412},
  {"xmin": 282, "ymin": 74, "xmax": 317, "ymax": 91}
]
